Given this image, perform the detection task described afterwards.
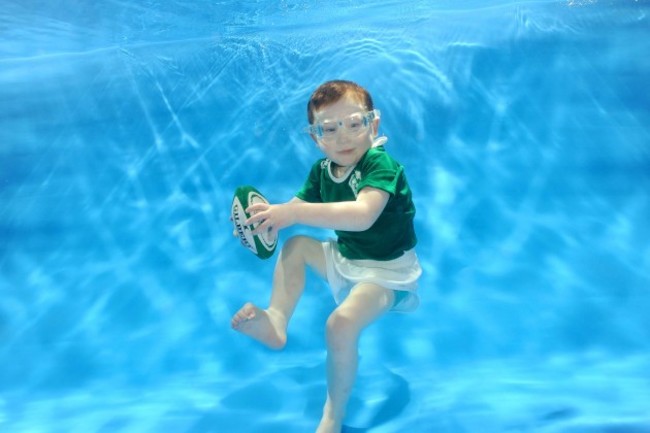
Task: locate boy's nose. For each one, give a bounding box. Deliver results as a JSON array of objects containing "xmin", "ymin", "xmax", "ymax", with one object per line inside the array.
[{"xmin": 334, "ymin": 132, "xmax": 349, "ymax": 146}]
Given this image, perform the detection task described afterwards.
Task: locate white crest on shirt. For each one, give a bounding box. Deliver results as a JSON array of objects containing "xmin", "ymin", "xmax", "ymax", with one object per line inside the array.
[{"xmin": 349, "ymin": 170, "xmax": 362, "ymax": 197}]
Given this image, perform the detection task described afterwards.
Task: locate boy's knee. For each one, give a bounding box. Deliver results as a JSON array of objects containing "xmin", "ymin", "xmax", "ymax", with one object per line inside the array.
[
  {"xmin": 281, "ymin": 235, "xmax": 325, "ymax": 274},
  {"xmin": 281, "ymin": 235, "xmax": 311, "ymax": 262},
  {"xmin": 282, "ymin": 235, "xmax": 309, "ymax": 252},
  {"xmin": 326, "ymin": 310, "xmax": 360, "ymax": 349}
]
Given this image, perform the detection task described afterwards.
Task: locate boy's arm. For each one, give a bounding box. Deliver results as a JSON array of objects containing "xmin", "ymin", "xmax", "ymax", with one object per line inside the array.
[
  {"xmin": 288, "ymin": 196, "xmax": 306, "ymax": 204},
  {"xmin": 247, "ymin": 187, "xmax": 389, "ymax": 236}
]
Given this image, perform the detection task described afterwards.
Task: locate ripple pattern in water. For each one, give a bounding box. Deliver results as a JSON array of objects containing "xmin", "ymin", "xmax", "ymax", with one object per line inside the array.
[{"xmin": 1, "ymin": 1, "xmax": 649, "ymax": 432}]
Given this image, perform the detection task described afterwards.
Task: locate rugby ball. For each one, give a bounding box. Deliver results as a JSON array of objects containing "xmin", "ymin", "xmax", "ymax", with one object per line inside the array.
[{"xmin": 231, "ymin": 185, "xmax": 277, "ymax": 259}]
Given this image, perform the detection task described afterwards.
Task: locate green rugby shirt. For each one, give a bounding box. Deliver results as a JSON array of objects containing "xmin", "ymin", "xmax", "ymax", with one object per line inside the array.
[{"xmin": 296, "ymin": 146, "xmax": 417, "ymax": 261}]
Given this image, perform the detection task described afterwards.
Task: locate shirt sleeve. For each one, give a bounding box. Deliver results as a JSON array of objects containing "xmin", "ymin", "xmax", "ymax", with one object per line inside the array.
[
  {"xmin": 295, "ymin": 161, "xmax": 324, "ymax": 203},
  {"xmin": 356, "ymin": 149, "xmax": 400, "ymax": 196}
]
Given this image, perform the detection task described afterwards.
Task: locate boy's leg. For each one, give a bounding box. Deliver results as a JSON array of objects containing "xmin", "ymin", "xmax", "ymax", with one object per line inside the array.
[
  {"xmin": 317, "ymin": 283, "xmax": 395, "ymax": 433},
  {"xmin": 231, "ymin": 235, "xmax": 326, "ymax": 349}
]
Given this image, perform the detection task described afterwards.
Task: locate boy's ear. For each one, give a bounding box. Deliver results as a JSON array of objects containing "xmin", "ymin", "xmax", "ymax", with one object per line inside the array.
[{"xmin": 372, "ymin": 118, "xmax": 381, "ymax": 136}]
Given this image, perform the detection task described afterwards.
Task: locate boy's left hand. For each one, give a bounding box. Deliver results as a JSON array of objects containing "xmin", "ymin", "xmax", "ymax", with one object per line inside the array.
[{"xmin": 246, "ymin": 202, "xmax": 295, "ymax": 239}]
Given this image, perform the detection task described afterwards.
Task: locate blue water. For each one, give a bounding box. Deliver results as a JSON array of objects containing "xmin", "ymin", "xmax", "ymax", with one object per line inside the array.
[{"xmin": 1, "ymin": 1, "xmax": 649, "ymax": 432}]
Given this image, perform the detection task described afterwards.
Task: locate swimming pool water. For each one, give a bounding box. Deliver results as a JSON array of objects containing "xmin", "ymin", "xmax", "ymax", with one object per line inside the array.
[{"xmin": 1, "ymin": 1, "xmax": 649, "ymax": 432}]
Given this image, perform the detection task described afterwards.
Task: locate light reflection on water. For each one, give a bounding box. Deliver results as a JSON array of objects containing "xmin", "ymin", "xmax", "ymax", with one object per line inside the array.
[{"xmin": 1, "ymin": 1, "xmax": 649, "ymax": 432}]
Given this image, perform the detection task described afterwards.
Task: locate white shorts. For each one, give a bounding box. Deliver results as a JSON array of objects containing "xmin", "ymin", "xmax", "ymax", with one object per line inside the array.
[{"xmin": 321, "ymin": 240, "xmax": 422, "ymax": 313}]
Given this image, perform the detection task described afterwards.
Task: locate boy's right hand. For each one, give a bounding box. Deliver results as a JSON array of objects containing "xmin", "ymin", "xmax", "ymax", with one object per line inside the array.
[{"xmin": 246, "ymin": 202, "xmax": 296, "ymax": 239}]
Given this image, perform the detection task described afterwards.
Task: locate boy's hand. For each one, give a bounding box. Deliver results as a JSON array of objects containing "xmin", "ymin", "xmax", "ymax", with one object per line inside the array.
[{"xmin": 245, "ymin": 202, "xmax": 296, "ymax": 238}]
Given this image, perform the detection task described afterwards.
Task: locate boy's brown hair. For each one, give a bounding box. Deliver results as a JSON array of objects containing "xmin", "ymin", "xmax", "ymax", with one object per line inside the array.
[{"xmin": 307, "ymin": 80, "xmax": 374, "ymax": 125}]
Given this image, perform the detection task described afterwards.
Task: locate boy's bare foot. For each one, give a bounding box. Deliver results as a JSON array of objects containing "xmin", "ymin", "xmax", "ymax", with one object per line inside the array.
[
  {"xmin": 315, "ymin": 416, "xmax": 342, "ymax": 433},
  {"xmin": 231, "ymin": 303, "xmax": 287, "ymax": 349}
]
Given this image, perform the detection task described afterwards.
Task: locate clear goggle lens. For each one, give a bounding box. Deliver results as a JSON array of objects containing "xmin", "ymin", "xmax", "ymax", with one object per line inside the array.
[{"xmin": 307, "ymin": 110, "xmax": 379, "ymax": 140}]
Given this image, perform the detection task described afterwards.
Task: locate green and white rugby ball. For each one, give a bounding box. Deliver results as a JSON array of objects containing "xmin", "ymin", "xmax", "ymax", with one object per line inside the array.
[{"xmin": 231, "ymin": 185, "xmax": 277, "ymax": 259}]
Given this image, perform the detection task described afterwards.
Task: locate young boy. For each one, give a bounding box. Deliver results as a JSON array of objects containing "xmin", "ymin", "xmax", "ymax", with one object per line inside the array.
[{"xmin": 231, "ymin": 80, "xmax": 422, "ymax": 433}]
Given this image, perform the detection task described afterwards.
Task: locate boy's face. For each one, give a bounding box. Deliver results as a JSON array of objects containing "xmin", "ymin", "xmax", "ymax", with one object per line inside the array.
[{"xmin": 310, "ymin": 97, "xmax": 379, "ymax": 169}]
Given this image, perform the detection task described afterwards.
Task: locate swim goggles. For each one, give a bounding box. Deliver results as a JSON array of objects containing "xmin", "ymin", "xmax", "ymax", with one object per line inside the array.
[{"xmin": 306, "ymin": 109, "xmax": 380, "ymax": 141}]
